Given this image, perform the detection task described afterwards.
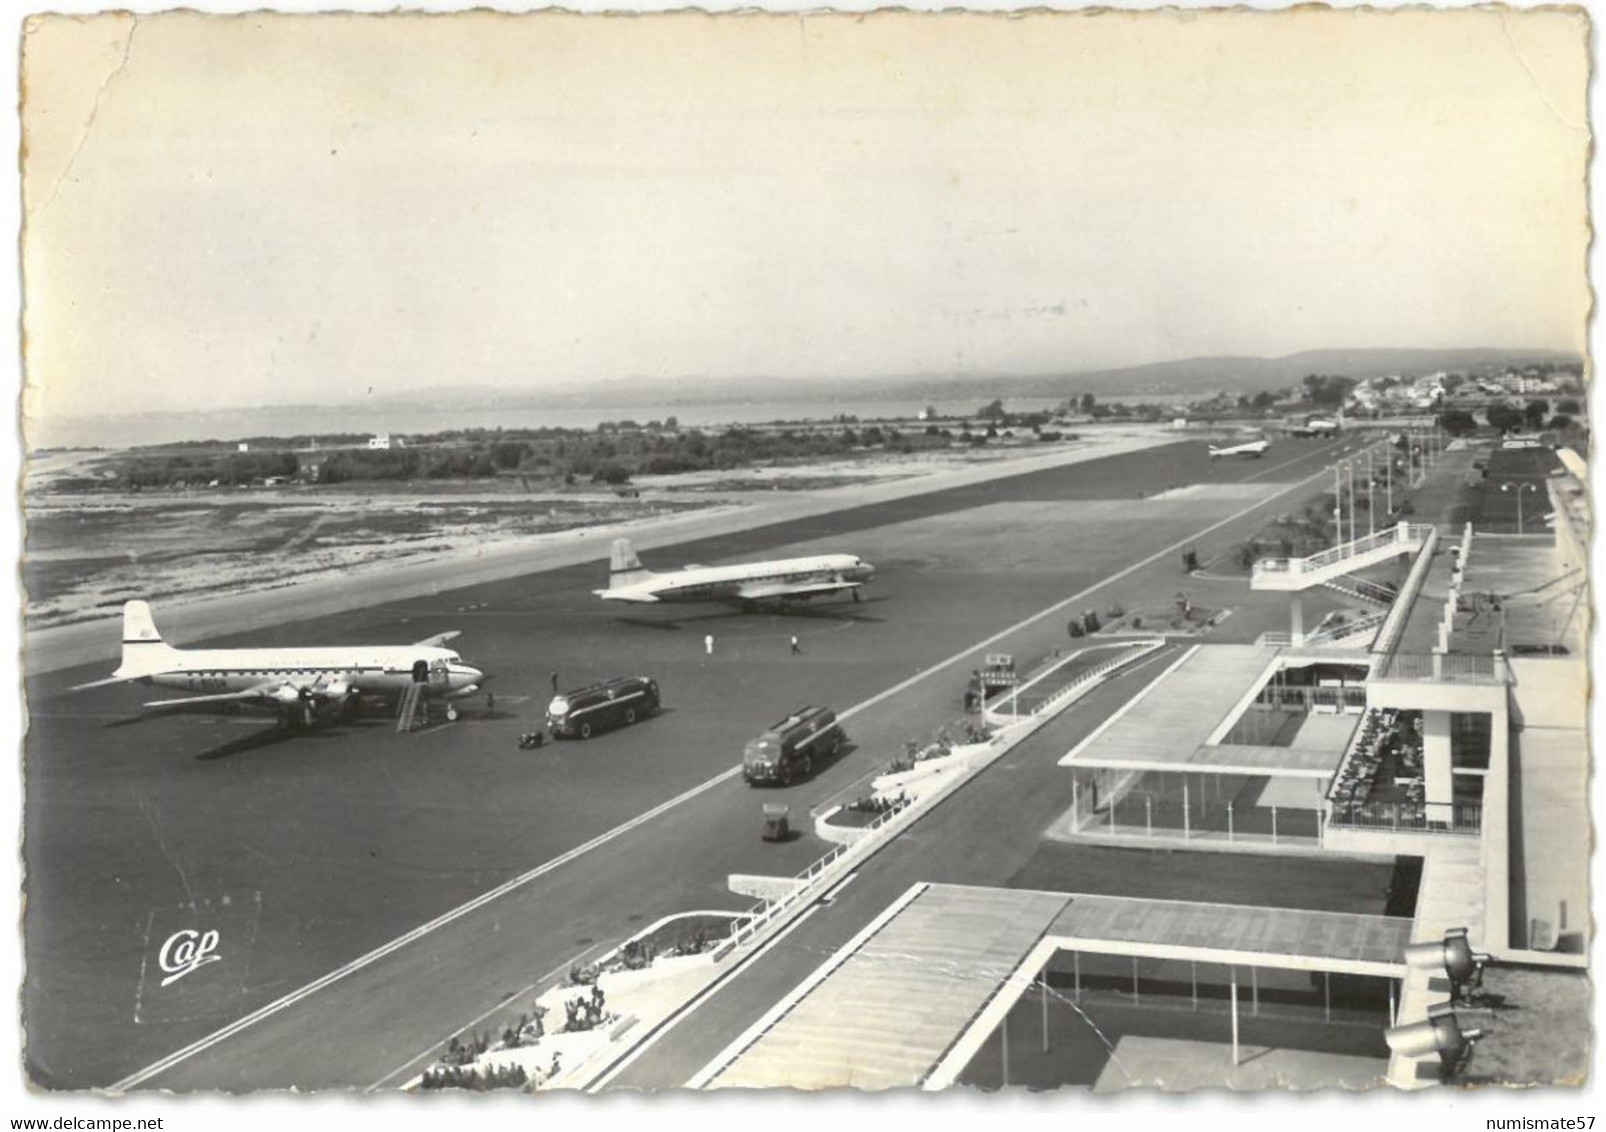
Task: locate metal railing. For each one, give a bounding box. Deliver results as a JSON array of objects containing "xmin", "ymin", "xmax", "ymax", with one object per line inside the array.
[
  {"xmin": 1254, "ymin": 684, "xmax": 1366, "ymax": 710},
  {"xmin": 1370, "ymin": 526, "xmax": 1438, "ymax": 658},
  {"xmin": 1095, "ymin": 792, "xmax": 1323, "ymax": 845},
  {"xmin": 986, "ymin": 638, "xmax": 1164, "ymax": 724},
  {"xmin": 1326, "ymin": 798, "xmax": 1482, "ymax": 836},
  {"xmin": 1253, "ymin": 523, "xmax": 1431, "ymax": 581},
  {"xmin": 1332, "ymin": 577, "xmax": 1399, "ymax": 605},
  {"xmin": 1302, "ymin": 612, "xmax": 1388, "ymax": 647},
  {"xmin": 1372, "ymin": 651, "xmax": 1507, "ymax": 685},
  {"xmin": 717, "ymin": 795, "xmax": 913, "ymax": 956}
]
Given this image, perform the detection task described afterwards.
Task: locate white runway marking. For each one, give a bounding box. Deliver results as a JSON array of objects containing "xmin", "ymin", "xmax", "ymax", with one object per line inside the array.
[{"xmin": 112, "ymin": 441, "xmax": 1349, "ymax": 1091}]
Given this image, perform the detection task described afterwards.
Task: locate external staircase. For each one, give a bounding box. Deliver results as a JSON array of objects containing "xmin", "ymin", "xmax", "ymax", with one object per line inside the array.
[
  {"xmin": 1251, "ymin": 523, "xmax": 1431, "ymax": 591},
  {"xmin": 1320, "ymin": 576, "xmax": 1398, "ymax": 607}
]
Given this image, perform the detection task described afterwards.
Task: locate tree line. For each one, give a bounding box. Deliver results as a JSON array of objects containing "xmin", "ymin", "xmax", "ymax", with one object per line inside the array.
[{"xmin": 79, "ymin": 420, "xmax": 1071, "ymax": 491}]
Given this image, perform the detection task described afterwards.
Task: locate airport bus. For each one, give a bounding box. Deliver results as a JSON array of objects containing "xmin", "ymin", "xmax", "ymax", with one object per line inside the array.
[
  {"xmin": 546, "ymin": 676, "xmax": 660, "ymax": 739},
  {"xmin": 742, "ymin": 705, "xmax": 845, "ymax": 785}
]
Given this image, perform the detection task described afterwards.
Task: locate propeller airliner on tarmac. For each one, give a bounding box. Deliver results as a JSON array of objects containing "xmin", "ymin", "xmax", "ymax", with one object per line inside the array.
[
  {"xmin": 75, "ymin": 601, "xmax": 486, "ymax": 727},
  {"xmin": 1207, "ymin": 437, "xmax": 1270, "ymax": 459},
  {"xmin": 594, "ymin": 538, "xmax": 876, "ymax": 608}
]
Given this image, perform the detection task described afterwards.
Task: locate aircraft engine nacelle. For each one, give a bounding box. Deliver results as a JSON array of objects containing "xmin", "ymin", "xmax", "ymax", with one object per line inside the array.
[
  {"xmin": 270, "ymin": 684, "xmax": 305, "ymax": 706},
  {"xmin": 321, "ymin": 677, "xmax": 352, "ymax": 700}
]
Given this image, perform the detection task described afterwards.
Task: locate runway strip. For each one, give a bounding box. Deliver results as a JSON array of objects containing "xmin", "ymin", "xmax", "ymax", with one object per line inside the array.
[
  {"xmin": 111, "ymin": 438, "xmax": 1346, "ymax": 1091},
  {"xmin": 28, "ymin": 432, "xmax": 1172, "ymax": 677}
]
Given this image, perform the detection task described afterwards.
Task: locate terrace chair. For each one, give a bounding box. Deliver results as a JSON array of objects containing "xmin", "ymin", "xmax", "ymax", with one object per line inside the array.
[{"xmin": 1528, "ymin": 919, "xmax": 1556, "ymax": 951}]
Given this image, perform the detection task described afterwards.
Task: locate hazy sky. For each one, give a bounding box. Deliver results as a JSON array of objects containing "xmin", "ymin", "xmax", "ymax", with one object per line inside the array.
[{"xmin": 21, "ymin": 9, "xmax": 1591, "ymax": 422}]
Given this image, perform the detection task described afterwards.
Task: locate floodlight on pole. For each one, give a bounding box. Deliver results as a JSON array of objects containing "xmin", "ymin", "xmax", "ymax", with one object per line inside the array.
[
  {"xmin": 1499, "ymin": 481, "xmax": 1537, "ymax": 534},
  {"xmin": 1333, "ymin": 464, "xmax": 1345, "ymax": 547},
  {"xmin": 1346, "ymin": 460, "xmax": 1357, "ymax": 545},
  {"xmin": 1366, "ymin": 448, "xmax": 1376, "ymax": 535},
  {"xmin": 1403, "ymin": 927, "xmax": 1492, "ymax": 1003},
  {"xmin": 1384, "ymin": 1000, "xmax": 1486, "ymax": 1080}
]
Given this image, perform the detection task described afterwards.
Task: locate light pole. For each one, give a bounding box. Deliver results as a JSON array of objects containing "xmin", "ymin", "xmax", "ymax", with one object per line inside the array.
[
  {"xmin": 1333, "ymin": 464, "xmax": 1345, "ymax": 548},
  {"xmin": 1385, "ymin": 440, "xmax": 1394, "ymax": 516},
  {"xmin": 1500, "ymin": 481, "xmax": 1537, "ymax": 534},
  {"xmin": 1366, "ymin": 447, "xmax": 1376, "ymax": 536},
  {"xmin": 1347, "ymin": 459, "xmax": 1357, "ymax": 543}
]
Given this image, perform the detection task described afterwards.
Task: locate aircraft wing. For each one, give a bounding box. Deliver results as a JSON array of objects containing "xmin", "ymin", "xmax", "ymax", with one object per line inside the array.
[
  {"xmin": 735, "ymin": 579, "xmax": 863, "ymax": 602},
  {"xmin": 72, "ymin": 674, "xmax": 135, "ymax": 692},
  {"xmin": 411, "ymin": 630, "xmax": 462, "ymax": 648},
  {"xmin": 140, "ymin": 682, "xmax": 286, "ymax": 712},
  {"xmin": 593, "ymin": 589, "xmax": 661, "ymax": 603}
]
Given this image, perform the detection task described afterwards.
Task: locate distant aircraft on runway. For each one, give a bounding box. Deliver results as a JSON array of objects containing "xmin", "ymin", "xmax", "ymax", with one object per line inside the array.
[
  {"xmin": 74, "ymin": 601, "xmax": 486, "ymax": 727},
  {"xmin": 594, "ymin": 538, "xmax": 875, "ymax": 608},
  {"xmin": 1207, "ymin": 438, "xmax": 1270, "ymax": 459}
]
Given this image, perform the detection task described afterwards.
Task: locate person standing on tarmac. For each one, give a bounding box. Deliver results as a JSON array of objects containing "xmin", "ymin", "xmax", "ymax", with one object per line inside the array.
[
  {"xmin": 704, "ymin": 633, "xmax": 714, "ymax": 656},
  {"xmin": 790, "ymin": 634, "xmax": 801, "ymax": 655}
]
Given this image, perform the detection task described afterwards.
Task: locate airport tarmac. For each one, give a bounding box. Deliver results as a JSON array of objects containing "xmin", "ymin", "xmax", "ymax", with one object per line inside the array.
[{"xmin": 24, "ymin": 435, "xmax": 1368, "ymax": 1089}]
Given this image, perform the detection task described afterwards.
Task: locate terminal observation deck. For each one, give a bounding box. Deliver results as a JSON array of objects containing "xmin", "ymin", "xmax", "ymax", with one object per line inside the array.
[
  {"xmin": 702, "ymin": 883, "xmax": 1412, "ymax": 1091},
  {"xmin": 1059, "ymin": 644, "xmax": 1355, "ymax": 779}
]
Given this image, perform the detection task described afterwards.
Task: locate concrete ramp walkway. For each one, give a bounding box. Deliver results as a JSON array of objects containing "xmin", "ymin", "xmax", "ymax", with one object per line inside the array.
[{"xmin": 705, "ymin": 885, "xmax": 1070, "ymax": 1090}]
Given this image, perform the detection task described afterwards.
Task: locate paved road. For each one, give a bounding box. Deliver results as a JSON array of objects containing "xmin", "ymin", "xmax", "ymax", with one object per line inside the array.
[{"xmin": 25, "ymin": 436, "xmax": 1373, "ymax": 1088}]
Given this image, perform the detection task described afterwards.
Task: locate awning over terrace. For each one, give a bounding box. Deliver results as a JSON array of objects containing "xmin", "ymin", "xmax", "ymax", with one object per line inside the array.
[
  {"xmin": 1047, "ymin": 892, "xmax": 1413, "ymax": 976},
  {"xmin": 1059, "ymin": 644, "xmax": 1353, "ymax": 779},
  {"xmin": 704, "ymin": 883, "xmax": 1413, "ymax": 1091}
]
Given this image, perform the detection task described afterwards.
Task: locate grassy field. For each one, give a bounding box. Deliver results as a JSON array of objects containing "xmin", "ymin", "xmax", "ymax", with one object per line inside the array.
[{"xmin": 21, "ymin": 492, "xmax": 714, "ymax": 627}]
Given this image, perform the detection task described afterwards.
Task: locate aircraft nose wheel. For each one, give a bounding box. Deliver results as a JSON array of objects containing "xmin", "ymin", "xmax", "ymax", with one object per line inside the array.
[{"xmin": 446, "ymin": 704, "xmax": 459, "ymax": 722}]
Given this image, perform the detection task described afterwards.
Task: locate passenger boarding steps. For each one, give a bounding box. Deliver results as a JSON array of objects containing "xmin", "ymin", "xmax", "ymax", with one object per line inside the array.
[
  {"xmin": 1258, "ymin": 611, "xmax": 1388, "ymax": 650},
  {"xmin": 1320, "ymin": 576, "xmax": 1398, "ymax": 607},
  {"xmin": 395, "ymin": 683, "xmax": 426, "ymax": 733},
  {"xmin": 1251, "ymin": 523, "xmax": 1431, "ymax": 591}
]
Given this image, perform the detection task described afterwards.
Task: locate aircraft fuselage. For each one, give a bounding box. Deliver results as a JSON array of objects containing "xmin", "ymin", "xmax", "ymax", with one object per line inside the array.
[
  {"xmin": 604, "ymin": 554, "xmax": 874, "ymax": 605},
  {"xmin": 143, "ymin": 645, "xmax": 482, "ymax": 700}
]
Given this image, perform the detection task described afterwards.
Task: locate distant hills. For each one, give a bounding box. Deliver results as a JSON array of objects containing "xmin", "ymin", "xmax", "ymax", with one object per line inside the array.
[
  {"xmin": 968, "ymin": 347, "xmax": 1583, "ymax": 400},
  {"xmin": 370, "ymin": 346, "xmax": 1583, "ymax": 411}
]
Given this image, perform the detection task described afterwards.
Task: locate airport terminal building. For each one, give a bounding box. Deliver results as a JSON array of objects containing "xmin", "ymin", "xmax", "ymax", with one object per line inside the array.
[{"xmin": 678, "ymin": 442, "xmax": 1589, "ymax": 1093}]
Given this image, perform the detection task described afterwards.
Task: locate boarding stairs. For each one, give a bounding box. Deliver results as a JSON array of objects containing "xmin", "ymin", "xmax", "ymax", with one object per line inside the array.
[
  {"xmin": 1304, "ymin": 611, "xmax": 1389, "ymax": 648},
  {"xmin": 1257, "ymin": 610, "xmax": 1388, "ymax": 650},
  {"xmin": 1320, "ymin": 576, "xmax": 1399, "ymax": 607},
  {"xmin": 395, "ymin": 683, "xmax": 427, "ymax": 733},
  {"xmin": 1251, "ymin": 523, "xmax": 1431, "ymax": 591}
]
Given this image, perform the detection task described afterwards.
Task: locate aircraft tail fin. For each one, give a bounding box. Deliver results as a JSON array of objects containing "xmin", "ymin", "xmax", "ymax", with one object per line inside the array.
[
  {"xmin": 606, "ymin": 538, "xmax": 654, "ymax": 589},
  {"xmin": 114, "ymin": 600, "xmax": 182, "ymax": 679}
]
